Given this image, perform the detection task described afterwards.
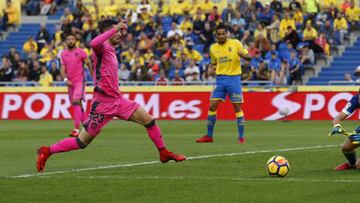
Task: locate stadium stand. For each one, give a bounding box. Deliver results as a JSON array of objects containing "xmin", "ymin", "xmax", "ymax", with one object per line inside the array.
[{"xmin": 0, "ymin": 0, "xmax": 360, "ymax": 86}]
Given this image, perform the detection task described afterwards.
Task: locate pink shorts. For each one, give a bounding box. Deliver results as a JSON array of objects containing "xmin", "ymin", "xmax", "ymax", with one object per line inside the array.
[
  {"xmin": 83, "ymin": 96, "xmax": 140, "ymax": 136},
  {"xmin": 68, "ymin": 82, "xmax": 85, "ymax": 102}
]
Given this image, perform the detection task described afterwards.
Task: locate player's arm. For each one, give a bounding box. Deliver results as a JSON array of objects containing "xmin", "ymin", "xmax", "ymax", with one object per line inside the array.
[
  {"xmin": 329, "ymin": 94, "xmax": 359, "ymax": 136},
  {"xmin": 60, "ymin": 64, "xmax": 72, "ymax": 86},
  {"xmin": 91, "ymin": 20, "xmax": 128, "ymax": 53},
  {"xmin": 237, "ymin": 41, "xmax": 251, "ymax": 61},
  {"xmin": 85, "ymin": 58, "xmax": 93, "ymax": 76}
]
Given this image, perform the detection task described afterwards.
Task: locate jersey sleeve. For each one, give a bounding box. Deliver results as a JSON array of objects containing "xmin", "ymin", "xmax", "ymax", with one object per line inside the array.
[
  {"xmin": 236, "ymin": 40, "xmax": 249, "ymax": 56},
  {"xmin": 209, "ymin": 45, "xmax": 216, "ymax": 65},
  {"xmin": 342, "ymin": 94, "xmax": 360, "ymax": 115},
  {"xmin": 80, "ymin": 49, "xmax": 88, "ymax": 60}
]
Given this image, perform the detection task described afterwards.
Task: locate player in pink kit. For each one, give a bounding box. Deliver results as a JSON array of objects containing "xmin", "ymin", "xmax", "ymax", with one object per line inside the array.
[
  {"xmin": 36, "ymin": 20, "xmax": 186, "ymax": 172},
  {"xmin": 60, "ymin": 33, "xmax": 92, "ymax": 137}
]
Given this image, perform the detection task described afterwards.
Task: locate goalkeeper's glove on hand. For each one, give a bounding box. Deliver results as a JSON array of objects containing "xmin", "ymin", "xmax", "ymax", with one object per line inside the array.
[{"xmin": 328, "ymin": 124, "xmax": 346, "ymax": 136}]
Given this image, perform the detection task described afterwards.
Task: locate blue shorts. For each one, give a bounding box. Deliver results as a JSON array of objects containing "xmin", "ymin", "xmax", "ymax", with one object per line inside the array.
[{"xmin": 210, "ymin": 75, "xmax": 243, "ymax": 103}]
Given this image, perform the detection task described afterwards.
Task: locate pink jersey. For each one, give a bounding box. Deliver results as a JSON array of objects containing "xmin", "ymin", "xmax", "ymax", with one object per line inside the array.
[
  {"xmin": 61, "ymin": 48, "xmax": 87, "ymax": 83},
  {"xmin": 91, "ymin": 28, "xmax": 122, "ymax": 101}
]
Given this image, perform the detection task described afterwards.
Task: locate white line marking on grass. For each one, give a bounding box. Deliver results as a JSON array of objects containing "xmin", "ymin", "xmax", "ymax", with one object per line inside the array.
[
  {"xmin": 36, "ymin": 175, "xmax": 360, "ymax": 184},
  {"xmin": 8, "ymin": 144, "xmax": 337, "ymax": 179}
]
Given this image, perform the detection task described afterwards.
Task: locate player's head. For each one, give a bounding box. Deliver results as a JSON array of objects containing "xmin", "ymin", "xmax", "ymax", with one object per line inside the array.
[
  {"xmin": 215, "ymin": 23, "xmax": 227, "ymax": 44},
  {"xmin": 65, "ymin": 33, "xmax": 76, "ymax": 49},
  {"xmin": 99, "ymin": 19, "xmax": 122, "ymax": 45}
]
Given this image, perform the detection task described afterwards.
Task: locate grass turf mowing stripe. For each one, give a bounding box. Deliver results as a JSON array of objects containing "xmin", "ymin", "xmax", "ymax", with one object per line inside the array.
[
  {"xmin": 35, "ymin": 176, "xmax": 360, "ymax": 183},
  {"xmin": 7, "ymin": 144, "xmax": 337, "ymax": 179}
]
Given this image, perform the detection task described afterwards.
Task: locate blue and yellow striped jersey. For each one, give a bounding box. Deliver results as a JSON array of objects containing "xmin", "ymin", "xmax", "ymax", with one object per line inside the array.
[{"xmin": 210, "ymin": 39, "xmax": 248, "ymax": 76}]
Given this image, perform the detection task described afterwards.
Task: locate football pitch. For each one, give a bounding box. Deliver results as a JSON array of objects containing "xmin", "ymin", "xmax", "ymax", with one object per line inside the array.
[{"xmin": 1, "ymin": 120, "xmax": 360, "ymax": 202}]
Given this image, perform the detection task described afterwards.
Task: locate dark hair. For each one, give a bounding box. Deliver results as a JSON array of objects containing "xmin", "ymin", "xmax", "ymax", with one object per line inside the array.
[
  {"xmin": 215, "ymin": 23, "xmax": 227, "ymax": 32},
  {"xmin": 99, "ymin": 19, "xmax": 118, "ymax": 34},
  {"xmin": 64, "ymin": 32, "xmax": 75, "ymax": 38}
]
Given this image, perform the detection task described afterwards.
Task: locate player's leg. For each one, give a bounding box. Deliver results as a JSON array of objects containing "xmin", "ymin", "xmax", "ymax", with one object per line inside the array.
[
  {"xmin": 128, "ymin": 106, "xmax": 186, "ymax": 163},
  {"xmin": 232, "ymin": 102, "xmax": 245, "ymax": 143},
  {"xmin": 335, "ymin": 139, "xmax": 360, "ymax": 171},
  {"xmin": 196, "ymin": 76, "xmax": 225, "ymax": 143},
  {"xmin": 36, "ymin": 102, "xmax": 113, "ymax": 172},
  {"xmin": 228, "ymin": 75, "xmax": 245, "ymax": 143},
  {"xmin": 70, "ymin": 83, "xmax": 86, "ymax": 137}
]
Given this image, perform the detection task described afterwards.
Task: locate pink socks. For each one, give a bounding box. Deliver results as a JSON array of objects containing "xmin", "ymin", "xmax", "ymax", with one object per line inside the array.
[
  {"xmin": 49, "ymin": 138, "xmax": 81, "ymax": 154},
  {"xmin": 73, "ymin": 105, "xmax": 82, "ymax": 129},
  {"xmin": 146, "ymin": 124, "xmax": 165, "ymax": 150}
]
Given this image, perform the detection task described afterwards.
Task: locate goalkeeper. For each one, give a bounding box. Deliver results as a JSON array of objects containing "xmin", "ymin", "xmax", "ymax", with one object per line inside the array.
[{"xmin": 329, "ymin": 92, "xmax": 360, "ymax": 171}]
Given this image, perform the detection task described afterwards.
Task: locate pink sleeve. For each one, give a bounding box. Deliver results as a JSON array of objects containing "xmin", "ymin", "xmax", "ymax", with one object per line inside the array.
[
  {"xmin": 80, "ymin": 49, "xmax": 87, "ymax": 59},
  {"xmin": 91, "ymin": 28, "xmax": 118, "ymax": 54}
]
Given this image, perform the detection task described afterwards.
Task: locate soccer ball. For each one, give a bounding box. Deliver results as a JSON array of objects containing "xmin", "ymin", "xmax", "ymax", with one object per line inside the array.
[{"xmin": 266, "ymin": 156, "xmax": 290, "ymax": 177}]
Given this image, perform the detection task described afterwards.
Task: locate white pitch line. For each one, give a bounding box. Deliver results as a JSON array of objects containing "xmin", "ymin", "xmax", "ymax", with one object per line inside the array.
[
  {"xmin": 35, "ymin": 175, "xmax": 360, "ymax": 184},
  {"xmin": 7, "ymin": 144, "xmax": 337, "ymax": 179}
]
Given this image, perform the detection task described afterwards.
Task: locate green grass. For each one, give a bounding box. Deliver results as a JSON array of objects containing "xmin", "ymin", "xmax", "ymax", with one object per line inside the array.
[{"xmin": 1, "ymin": 120, "xmax": 360, "ymax": 202}]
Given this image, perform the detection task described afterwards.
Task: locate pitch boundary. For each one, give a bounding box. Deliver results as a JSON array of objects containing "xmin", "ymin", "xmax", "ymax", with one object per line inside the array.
[{"xmin": 7, "ymin": 144, "xmax": 337, "ymax": 178}]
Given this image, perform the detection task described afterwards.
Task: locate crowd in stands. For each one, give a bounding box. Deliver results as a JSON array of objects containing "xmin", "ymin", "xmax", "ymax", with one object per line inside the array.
[{"xmin": 0, "ymin": 0, "xmax": 359, "ymax": 86}]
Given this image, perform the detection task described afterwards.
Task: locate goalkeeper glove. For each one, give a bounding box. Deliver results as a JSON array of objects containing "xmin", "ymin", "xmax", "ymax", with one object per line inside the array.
[{"xmin": 328, "ymin": 124, "xmax": 346, "ymax": 136}]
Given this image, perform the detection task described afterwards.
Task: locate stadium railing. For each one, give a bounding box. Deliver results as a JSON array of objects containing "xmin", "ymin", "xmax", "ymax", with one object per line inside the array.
[
  {"xmin": 0, "ymin": 80, "xmax": 276, "ymax": 87},
  {"xmin": 328, "ymin": 81, "xmax": 359, "ymax": 85}
]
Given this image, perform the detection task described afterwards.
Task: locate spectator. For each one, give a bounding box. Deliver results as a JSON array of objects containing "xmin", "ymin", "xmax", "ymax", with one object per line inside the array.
[
  {"xmin": 344, "ymin": 73, "xmax": 354, "ymax": 82},
  {"xmin": 25, "ymin": 0, "xmax": 41, "ymax": 15},
  {"xmin": 288, "ymin": 50, "xmax": 302, "ymax": 85},
  {"xmin": 2, "ymin": 0, "xmax": 18, "ymax": 31},
  {"xmin": 270, "ymin": 0, "xmax": 283, "ymax": 13},
  {"xmin": 230, "ymin": 12, "xmax": 246, "ymax": 37},
  {"xmin": 39, "ymin": 63, "xmax": 53, "ymax": 86},
  {"xmin": 61, "ymin": 7, "xmax": 74, "ymax": 23},
  {"xmin": 289, "ymin": 0, "xmax": 302, "ymax": 11},
  {"xmin": 147, "ymin": 56, "xmax": 160, "ymax": 79},
  {"xmin": 184, "ymin": 39, "xmax": 203, "ymax": 63},
  {"xmin": 208, "ymin": 6, "xmax": 221, "ymax": 24},
  {"xmin": 200, "ymin": 22, "xmax": 215, "ymax": 52},
  {"xmin": 265, "ymin": 43, "xmax": 279, "ymax": 61},
  {"xmin": 248, "ymin": 42, "xmax": 260, "ymax": 57},
  {"xmin": 185, "ymin": 59, "xmax": 200, "ymax": 82},
  {"xmin": 250, "ymin": 51, "xmax": 263, "ymax": 69},
  {"xmin": 201, "ymin": 0, "xmax": 214, "ymax": 16},
  {"xmin": 236, "ymin": 0, "xmax": 249, "ymax": 14},
  {"xmin": 269, "ymin": 52, "xmax": 282, "ymax": 84},
  {"xmin": 29, "ymin": 61, "xmax": 42, "ymax": 82},
  {"xmin": 303, "ymin": 0, "xmax": 319, "ymax": 15},
  {"xmin": 254, "ymin": 23, "xmax": 267, "ymax": 40},
  {"xmin": 193, "ymin": 11, "xmax": 205, "ymax": 35},
  {"xmin": 266, "ymin": 14, "xmax": 280, "ymax": 43},
  {"xmin": 303, "ymin": 21, "xmax": 318, "ymax": 42},
  {"xmin": 8, "ymin": 47, "xmax": 19, "ymax": 65},
  {"xmin": 284, "ymin": 26, "xmax": 301, "ymax": 48},
  {"xmin": 255, "ymin": 34, "xmax": 271, "ymax": 55},
  {"xmin": 23, "ymin": 36, "xmax": 38, "ymax": 54},
  {"xmin": 155, "ymin": 69, "xmax": 169, "ymax": 85},
  {"xmin": 36, "ymin": 23, "xmax": 51, "ymax": 51},
  {"xmin": 14, "ymin": 60, "xmax": 29, "ymax": 82},
  {"xmin": 180, "ymin": 15, "xmax": 193, "ymax": 33},
  {"xmin": 346, "ymin": 0, "xmax": 360, "ymax": 28},
  {"xmin": 255, "ymin": 61, "xmax": 270, "ymax": 81},
  {"xmin": 320, "ymin": 0, "xmax": 336, "ymax": 12},
  {"xmin": 49, "ymin": 61, "xmax": 61, "ymax": 81},
  {"xmin": 333, "ymin": 13, "xmax": 348, "ymax": 44},
  {"xmin": 326, "ymin": 3, "xmax": 339, "ymax": 21},
  {"xmin": 279, "ymin": 12, "xmax": 295, "ymax": 39},
  {"xmin": 293, "ymin": 8, "xmax": 304, "ymax": 29},
  {"xmin": 301, "ymin": 45, "xmax": 315, "ymax": 65},
  {"xmin": 315, "ymin": 32, "xmax": 330, "ymax": 55},
  {"xmin": 40, "ymin": 0, "xmax": 56, "ymax": 15},
  {"xmin": 202, "ymin": 64, "xmax": 215, "ymax": 82},
  {"xmin": 342, "ymin": 0, "xmax": 352, "ymax": 12},
  {"xmin": 171, "ymin": 70, "xmax": 185, "ymax": 85},
  {"xmin": 167, "ymin": 22, "xmax": 183, "ymax": 40},
  {"xmin": 118, "ymin": 63, "xmax": 130, "ymax": 81},
  {"xmin": 0, "ymin": 57, "xmax": 13, "ymax": 82},
  {"xmin": 250, "ymin": 0, "xmax": 264, "ymax": 12},
  {"xmin": 241, "ymin": 59, "xmax": 253, "ymax": 81},
  {"xmin": 222, "ymin": 3, "xmax": 236, "ymax": 25},
  {"xmin": 320, "ymin": 20, "xmax": 334, "ymax": 40}
]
